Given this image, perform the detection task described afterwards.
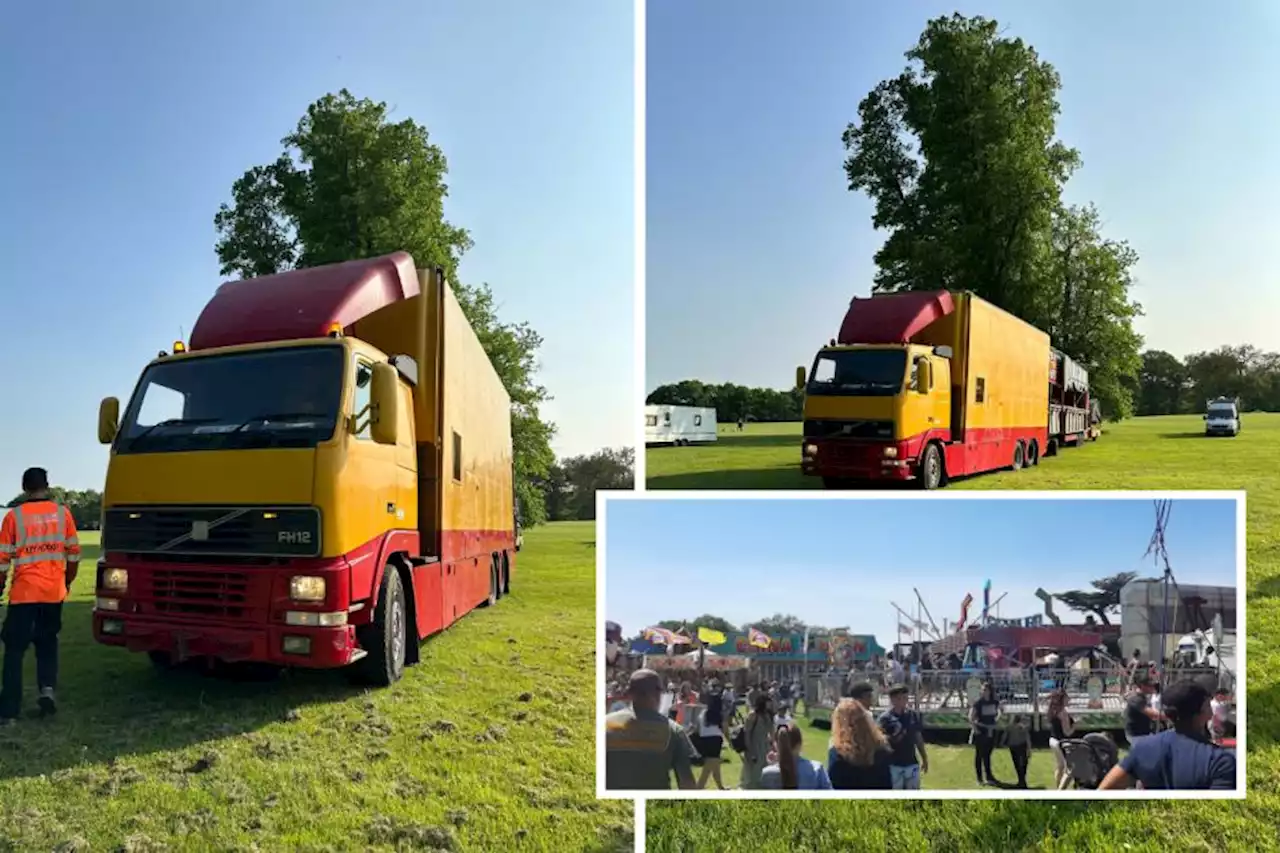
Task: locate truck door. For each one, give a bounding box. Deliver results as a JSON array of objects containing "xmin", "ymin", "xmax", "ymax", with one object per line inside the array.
[{"xmin": 347, "ymin": 356, "xmax": 399, "ymax": 566}]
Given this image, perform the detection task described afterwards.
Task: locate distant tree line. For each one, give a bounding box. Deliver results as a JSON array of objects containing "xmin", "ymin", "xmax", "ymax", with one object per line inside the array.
[
  {"xmin": 6, "ymin": 488, "xmax": 103, "ymax": 529},
  {"xmin": 650, "ymin": 343, "xmax": 1280, "ymax": 424},
  {"xmin": 1136, "ymin": 345, "xmax": 1280, "ymax": 415},
  {"xmin": 533, "ymin": 446, "xmax": 633, "ymax": 522},
  {"xmin": 646, "ymin": 380, "xmax": 802, "ymax": 423}
]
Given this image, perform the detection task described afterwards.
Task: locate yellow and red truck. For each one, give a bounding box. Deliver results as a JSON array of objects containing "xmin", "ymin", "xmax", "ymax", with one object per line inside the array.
[
  {"xmin": 93, "ymin": 252, "xmax": 515, "ymax": 685},
  {"xmin": 795, "ymin": 290, "xmax": 1053, "ymax": 490}
]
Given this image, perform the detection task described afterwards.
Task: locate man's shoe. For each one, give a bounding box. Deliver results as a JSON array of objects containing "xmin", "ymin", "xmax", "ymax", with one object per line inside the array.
[{"xmin": 37, "ymin": 688, "xmax": 56, "ymax": 717}]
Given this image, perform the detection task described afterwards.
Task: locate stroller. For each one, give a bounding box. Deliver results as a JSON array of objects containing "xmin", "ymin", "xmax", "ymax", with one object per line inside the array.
[{"xmin": 1058, "ymin": 733, "xmax": 1120, "ymax": 789}]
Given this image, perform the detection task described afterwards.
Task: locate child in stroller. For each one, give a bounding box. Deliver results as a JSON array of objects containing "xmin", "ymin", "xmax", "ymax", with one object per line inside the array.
[{"xmin": 1058, "ymin": 733, "xmax": 1120, "ymax": 789}]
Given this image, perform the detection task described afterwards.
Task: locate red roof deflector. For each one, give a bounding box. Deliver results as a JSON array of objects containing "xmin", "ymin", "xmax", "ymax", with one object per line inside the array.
[
  {"xmin": 837, "ymin": 290, "xmax": 955, "ymax": 345},
  {"xmin": 189, "ymin": 253, "xmax": 420, "ymax": 351}
]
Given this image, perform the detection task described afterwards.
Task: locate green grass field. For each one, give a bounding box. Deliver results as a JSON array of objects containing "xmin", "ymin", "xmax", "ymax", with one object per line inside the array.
[
  {"xmin": 0, "ymin": 523, "xmax": 631, "ymax": 853},
  {"xmin": 647, "ymin": 415, "xmax": 1280, "ymax": 852},
  {"xmin": 708, "ymin": 714, "xmax": 1066, "ymax": 792}
]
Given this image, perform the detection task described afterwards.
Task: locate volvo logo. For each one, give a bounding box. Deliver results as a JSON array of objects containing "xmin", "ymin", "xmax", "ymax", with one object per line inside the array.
[{"xmin": 278, "ymin": 531, "xmax": 313, "ymax": 545}]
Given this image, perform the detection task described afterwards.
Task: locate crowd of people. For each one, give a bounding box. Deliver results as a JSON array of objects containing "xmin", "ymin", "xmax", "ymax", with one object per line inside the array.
[{"xmin": 603, "ymin": 662, "xmax": 1237, "ymax": 792}]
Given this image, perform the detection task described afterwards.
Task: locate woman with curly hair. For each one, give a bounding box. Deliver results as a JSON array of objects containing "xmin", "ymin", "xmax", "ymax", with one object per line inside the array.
[{"xmin": 826, "ymin": 697, "xmax": 892, "ymax": 789}]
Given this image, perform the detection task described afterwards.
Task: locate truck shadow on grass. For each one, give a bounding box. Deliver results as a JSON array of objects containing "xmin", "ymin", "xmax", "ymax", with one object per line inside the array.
[
  {"xmin": 646, "ymin": 468, "xmax": 816, "ymax": 490},
  {"xmin": 0, "ymin": 601, "xmax": 368, "ymax": 781}
]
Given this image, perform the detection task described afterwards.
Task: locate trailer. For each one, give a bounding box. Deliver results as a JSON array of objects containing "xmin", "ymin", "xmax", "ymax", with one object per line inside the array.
[
  {"xmin": 796, "ymin": 291, "xmax": 1054, "ymax": 489},
  {"xmin": 1047, "ymin": 349, "xmax": 1092, "ymax": 454},
  {"xmin": 93, "ymin": 253, "xmax": 515, "ymax": 686},
  {"xmin": 644, "ymin": 404, "xmax": 717, "ymax": 446}
]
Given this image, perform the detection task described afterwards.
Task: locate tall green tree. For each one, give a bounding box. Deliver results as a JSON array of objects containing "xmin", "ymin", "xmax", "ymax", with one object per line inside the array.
[
  {"xmin": 1054, "ymin": 571, "xmax": 1138, "ymax": 626},
  {"xmin": 842, "ymin": 14, "xmax": 1143, "ymax": 415},
  {"xmin": 213, "ymin": 90, "xmax": 555, "ymax": 523}
]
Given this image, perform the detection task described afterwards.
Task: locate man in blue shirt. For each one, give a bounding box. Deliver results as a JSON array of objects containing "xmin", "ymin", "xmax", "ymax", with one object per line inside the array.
[{"xmin": 1099, "ymin": 680, "xmax": 1236, "ymax": 790}]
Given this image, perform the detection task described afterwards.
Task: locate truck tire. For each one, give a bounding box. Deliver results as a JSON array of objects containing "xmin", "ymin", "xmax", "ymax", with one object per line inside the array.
[
  {"xmin": 918, "ymin": 443, "xmax": 943, "ymax": 490},
  {"xmin": 1011, "ymin": 442, "xmax": 1025, "ymax": 471},
  {"xmin": 1046, "ymin": 439, "xmax": 1059, "ymax": 457},
  {"xmin": 1027, "ymin": 440, "xmax": 1040, "ymax": 466},
  {"xmin": 351, "ymin": 566, "xmax": 407, "ymax": 687},
  {"xmin": 480, "ymin": 556, "xmax": 499, "ymax": 607},
  {"xmin": 148, "ymin": 650, "xmax": 176, "ymax": 671}
]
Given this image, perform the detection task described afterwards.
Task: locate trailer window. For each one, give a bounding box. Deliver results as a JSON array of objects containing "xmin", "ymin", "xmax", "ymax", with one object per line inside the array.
[
  {"xmin": 664, "ymin": 412, "xmax": 671, "ymax": 425},
  {"xmin": 645, "ymin": 415, "xmax": 657, "ymax": 426},
  {"xmin": 353, "ymin": 360, "xmax": 374, "ymax": 440},
  {"xmin": 694, "ymin": 414, "xmax": 703, "ymax": 426},
  {"xmin": 452, "ymin": 431, "xmax": 463, "ymax": 482},
  {"xmin": 975, "ymin": 377, "xmax": 986, "ymax": 404}
]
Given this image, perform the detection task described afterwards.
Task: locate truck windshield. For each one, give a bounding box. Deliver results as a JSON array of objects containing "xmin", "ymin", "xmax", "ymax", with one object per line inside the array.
[
  {"xmin": 1208, "ymin": 406, "xmax": 1236, "ymax": 418},
  {"xmin": 117, "ymin": 346, "xmax": 345, "ymax": 454},
  {"xmin": 808, "ymin": 349, "xmax": 907, "ymax": 396}
]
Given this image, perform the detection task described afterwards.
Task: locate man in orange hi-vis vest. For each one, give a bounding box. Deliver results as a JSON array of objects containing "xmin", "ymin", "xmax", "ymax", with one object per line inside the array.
[{"xmin": 0, "ymin": 467, "xmax": 80, "ymax": 726}]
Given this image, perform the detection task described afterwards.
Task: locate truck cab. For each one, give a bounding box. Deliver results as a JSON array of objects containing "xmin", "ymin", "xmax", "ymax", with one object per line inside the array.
[
  {"xmin": 796, "ymin": 342, "xmax": 954, "ymax": 487},
  {"xmin": 1204, "ymin": 398, "xmax": 1240, "ymax": 437},
  {"xmin": 93, "ymin": 254, "xmax": 515, "ymax": 686}
]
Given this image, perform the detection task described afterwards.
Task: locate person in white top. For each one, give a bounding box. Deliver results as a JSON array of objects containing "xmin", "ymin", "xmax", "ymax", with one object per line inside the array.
[
  {"xmin": 889, "ymin": 655, "xmax": 905, "ymax": 686},
  {"xmin": 1210, "ymin": 687, "xmax": 1231, "ymax": 742}
]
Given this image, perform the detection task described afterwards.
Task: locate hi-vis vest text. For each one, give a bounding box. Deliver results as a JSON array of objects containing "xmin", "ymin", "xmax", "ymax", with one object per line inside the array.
[{"xmin": 0, "ymin": 500, "xmax": 80, "ymax": 604}]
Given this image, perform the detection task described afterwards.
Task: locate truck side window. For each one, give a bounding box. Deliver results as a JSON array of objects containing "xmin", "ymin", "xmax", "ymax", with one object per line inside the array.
[
  {"xmin": 452, "ymin": 431, "xmax": 463, "ymax": 482},
  {"xmin": 975, "ymin": 377, "xmax": 986, "ymax": 404},
  {"xmin": 353, "ymin": 360, "xmax": 374, "ymax": 439}
]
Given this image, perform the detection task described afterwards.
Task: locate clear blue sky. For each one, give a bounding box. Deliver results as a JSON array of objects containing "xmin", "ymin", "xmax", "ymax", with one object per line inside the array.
[
  {"xmin": 646, "ymin": 0, "xmax": 1280, "ymax": 390},
  {"xmin": 606, "ymin": 497, "xmax": 1238, "ymax": 645},
  {"xmin": 0, "ymin": 0, "xmax": 633, "ymax": 492}
]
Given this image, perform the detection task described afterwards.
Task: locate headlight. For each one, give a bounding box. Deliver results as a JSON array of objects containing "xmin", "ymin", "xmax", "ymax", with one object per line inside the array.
[
  {"xmin": 289, "ymin": 575, "xmax": 326, "ymax": 602},
  {"xmin": 883, "ymin": 447, "xmax": 898, "ymax": 458},
  {"xmin": 803, "ymin": 443, "xmax": 817, "ymax": 456},
  {"xmin": 102, "ymin": 568, "xmax": 128, "ymax": 591}
]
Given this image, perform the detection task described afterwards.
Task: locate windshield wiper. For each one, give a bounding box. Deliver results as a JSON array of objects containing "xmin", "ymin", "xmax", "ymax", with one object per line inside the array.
[
  {"xmin": 218, "ymin": 412, "xmax": 327, "ymax": 445},
  {"xmin": 127, "ymin": 418, "xmax": 219, "ymax": 446}
]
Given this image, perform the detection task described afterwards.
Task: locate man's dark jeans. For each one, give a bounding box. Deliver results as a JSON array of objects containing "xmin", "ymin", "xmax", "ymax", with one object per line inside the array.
[{"xmin": 0, "ymin": 602, "xmax": 62, "ymax": 719}]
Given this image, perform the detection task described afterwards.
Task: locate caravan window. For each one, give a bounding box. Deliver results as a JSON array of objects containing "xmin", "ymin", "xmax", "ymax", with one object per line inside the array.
[
  {"xmin": 694, "ymin": 414, "xmax": 702, "ymax": 426},
  {"xmin": 645, "ymin": 415, "xmax": 657, "ymax": 426},
  {"xmin": 664, "ymin": 412, "xmax": 671, "ymax": 425}
]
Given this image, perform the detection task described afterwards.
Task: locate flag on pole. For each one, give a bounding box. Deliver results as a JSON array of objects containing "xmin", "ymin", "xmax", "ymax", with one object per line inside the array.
[
  {"xmin": 982, "ymin": 579, "xmax": 992, "ymax": 621},
  {"xmin": 748, "ymin": 627, "xmax": 772, "ymax": 649},
  {"xmin": 959, "ymin": 593, "xmax": 974, "ymax": 626},
  {"xmin": 697, "ymin": 626, "xmax": 727, "ymax": 646},
  {"xmin": 899, "ymin": 621, "xmax": 914, "ymax": 635}
]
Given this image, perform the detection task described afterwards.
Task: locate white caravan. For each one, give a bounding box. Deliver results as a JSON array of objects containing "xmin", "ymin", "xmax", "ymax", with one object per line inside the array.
[{"xmin": 645, "ymin": 405, "xmax": 717, "ymax": 446}]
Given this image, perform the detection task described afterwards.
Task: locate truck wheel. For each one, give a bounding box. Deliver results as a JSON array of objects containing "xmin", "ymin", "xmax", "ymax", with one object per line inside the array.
[
  {"xmin": 352, "ymin": 566, "xmax": 407, "ymax": 687},
  {"xmin": 1046, "ymin": 439, "xmax": 1059, "ymax": 457},
  {"xmin": 918, "ymin": 443, "xmax": 943, "ymax": 490},
  {"xmin": 481, "ymin": 556, "xmax": 499, "ymax": 607},
  {"xmin": 1027, "ymin": 441, "xmax": 1040, "ymax": 466},
  {"xmin": 1011, "ymin": 442, "xmax": 1025, "ymax": 471},
  {"xmin": 148, "ymin": 650, "xmax": 176, "ymax": 671}
]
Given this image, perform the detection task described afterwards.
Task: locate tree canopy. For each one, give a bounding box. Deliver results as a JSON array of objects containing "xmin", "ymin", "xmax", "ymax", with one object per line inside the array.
[
  {"xmin": 1137, "ymin": 345, "xmax": 1280, "ymax": 415},
  {"xmin": 843, "ymin": 14, "xmax": 1143, "ymax": 418},
  {"xmin": 213, "ymin": 90, "xmax": 555, "ymax": 523},
  {"xmin": 538, "ymin": 447, "xmax": 634, "ymax": 522},
  {"xmin": 646, "ymin": 380, "xmax": 802, "ymax": 423},
  {"xmin": 1054, "ymin": 571, "xmax": 1139, "ymax": 626}
]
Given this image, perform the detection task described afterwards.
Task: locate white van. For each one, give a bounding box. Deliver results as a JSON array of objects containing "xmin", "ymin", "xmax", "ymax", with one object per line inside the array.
[
  {"xmin": 645, "ymin": 405, "xmax": 717, "ymax": 446},
  {"xmin": 1204, "ymin": 397, "xmax": 1241, "ymax": 437}
]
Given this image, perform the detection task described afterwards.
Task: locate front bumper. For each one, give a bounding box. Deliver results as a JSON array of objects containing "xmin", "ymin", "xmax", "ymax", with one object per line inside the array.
[
  {"xmin": 800, "ymin": 438, "xmax": 916, "ymax": 481},
  {"xmin": 93, "ymin": 612, "xmax": 359, "ymax": 667}
]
